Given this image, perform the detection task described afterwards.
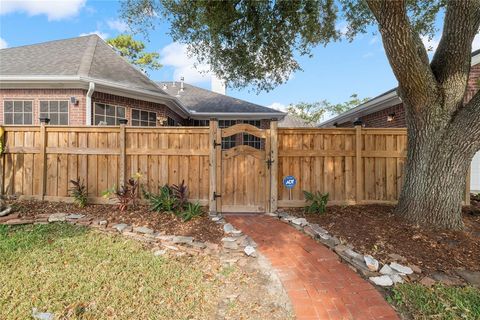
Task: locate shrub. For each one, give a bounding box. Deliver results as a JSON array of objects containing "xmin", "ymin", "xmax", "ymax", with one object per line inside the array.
[
  {"xmin": 102, "ymin": 174, "xmax": 141, "ymax": 211},
  {"xmin": 148, "ymin": 185, "xmax": 178, "ymax": 213},
  {"xmin": 69, "ymin": 178, "xmax": 88, "ymax": 208},
  {"xmin": 303, "ymin": 191, "xmax": 329, "ymax": 214},
  {"xmin": 171, "ymin": 180, "xmax": 188, "ymax": 209},
  {"xmin": 180, "ymin": 202, "xmax": 203, "ymax": 222}
]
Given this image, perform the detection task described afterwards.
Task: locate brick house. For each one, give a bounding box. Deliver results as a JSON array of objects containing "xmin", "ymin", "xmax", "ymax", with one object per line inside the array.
[
  {"xmin": 0, "ymin": 35, "xmax": 285, "ymax": 130},
  {"xmin": 319, "ymin": 49, "xmax": 480, "ymax": 192}
]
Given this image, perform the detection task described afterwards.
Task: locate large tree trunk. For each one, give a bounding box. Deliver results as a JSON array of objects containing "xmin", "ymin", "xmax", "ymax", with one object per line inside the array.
[{"xmin": 395, "ymin": 111, "xmax": 472, "ymax": 229}]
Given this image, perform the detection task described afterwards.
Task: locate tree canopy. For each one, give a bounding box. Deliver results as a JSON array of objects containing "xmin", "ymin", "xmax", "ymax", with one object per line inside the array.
[
  {"xmin": 286, "ymin": 94, "xmax": 369, "ymax": 125},
  {"xmin": 121, "ymin": 0, "xmax": 446, "ymax": 91},
  {"xmin": 107, "ymin": 34, "xmax": 162, "ymax": 73}
]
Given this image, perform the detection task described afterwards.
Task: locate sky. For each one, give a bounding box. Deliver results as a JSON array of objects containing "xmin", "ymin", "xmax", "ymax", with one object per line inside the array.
[{"xmin": 1, "ymin": 0, "xmax": 479, "ymax": 115}]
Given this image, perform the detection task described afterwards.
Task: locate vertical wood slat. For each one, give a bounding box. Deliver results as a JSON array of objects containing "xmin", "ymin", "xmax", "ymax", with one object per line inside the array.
[
  {"xmin": 39, "ymin": 122, "xmax": 47, "ymax": 200},
  {"xmin": 209, "ymin": 120, "xmax": 218, "ymax": 213},
  {"xmin": 215, "ymin": 125, "xmax": 222, "ymax": 211},
  {"xmin": 270, "ymin": 120, "xmax": 278, "ymax": 212},
  {"xmin": 119, "ymin": 123, "xmax": 126, "ymax": 187}
]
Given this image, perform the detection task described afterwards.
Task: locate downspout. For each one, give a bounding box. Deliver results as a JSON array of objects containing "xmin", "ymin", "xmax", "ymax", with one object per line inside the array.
[{"xmin": 86, "ymin": 82, "xmax": 95, "ymax": 125}]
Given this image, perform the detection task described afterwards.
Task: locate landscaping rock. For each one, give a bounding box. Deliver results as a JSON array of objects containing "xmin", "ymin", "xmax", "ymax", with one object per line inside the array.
[
  {"xmin": 133, "ymin": 226, "xmax": 154, "ymax": 234},
  {"xmin": 156, "ymin": 235, "xmax": 174, "ymax": 241},
  {"xmin": 303, "ymin": 225, "xmax": 316, "ymax": 238},
  {"xmin": 32, "ymin": 308, "xmax": 54, "ymax": 320},
  {"xmin": 239, "ymin": 236, "xmax": 257, "ymax": 248},
  {"xmin": 344, "ymin": 249, "xmax": 363, "ymax": 262},
  {"xmin": 334, "ymin": 244, "xmax": 349, "ymax": 254},
  {"xmin": 388, "ymin": 253, "xmax": 407, "ymax": 263},
  {"xmin": 409, "ymin": 264, "xmax": 422, "ymax": 274},
  {"xmin": 99, "ymin": 220, "xmax": 108, "ymax": 226},
  {"xmin": 0, "ymin": 206, "xmax": 13, "ymax": 217},
  {"xmin": 223, "ymin": 223, "xmax": 235, "ymax": 233},
  {"xmin": 430, "ymin": 272, "xmax": 464, "ymax": 286},
  {"xmin": 162, "ymin": 244, "xmax": 179, "ymax": 251},
  {"xmin": 318, "ymin": 233, "xmax": 340, "ymax": 248},
  {"xmin": 390, "ymin": 262, "xmax": 413, "ymax": 275},
  {"xmin": 65, "ymin": 214, "xmax": 85, "ymax": 219},
  {"xmin": 419, "ymin": 276, "xmax": 436, "ymax": 287},
  {"xmin": 369, "ymin": 275, "xmax": 393, "ymax": 287},
  {"xmin": 309, "ymin": 224, "xmax": 329, "ymax": 236},
  {"xmin": 211, "ymin": 216, "xmax": 222, "ymax": 222},
  {"xmin": 455, "ymin": 270, "xmax": 480, "ymax": 287},
  {"xmin": 244, "ymin": 245, "xmax": 256, "ymax": 257},
  {"xmin": 5, "ymin": 218, "xmax": 34, "ymax": 225},
  {"xmin": 364, "ymin": 255, "xmax": 379, "ymax": 271},
  {"xmin": 230, "ymin": 229, "xmax": 243, "ymax": 236},
  {"xmin": 153, "ymin": 249, "xmax": 167, "ymax": 256},
  {"xmin": 265, "ymin": 212, "xmax": 278, "ymax": 217},
  {"xmin": 191, "ymin": 241, "xmax": 207, "ymax": 249},
  {"xmin": 48, "ymin": 213, "xmax": 67, "ymax": 222},
  {"xmin": 390, "ymin": 274, "xmax": 405, "ymax": 284},
  {"xmin": 112, "ymin": 223, "xmax": 130, "ymax": 232},
  {"xmin": 172, "ymin": 236, "xmax": 194, "ymax": 244},
  {"xmin": 0, "ymin": 212, "xmax": 19, "ymax": 223},
  {"xmin": 277, "ymin": 212, "xmax": 289, "ymax": 219},
  {"xmin": 221, "ymin": 237, "xmax": 237, "ymax": 242},
  {"xmin": 291, "ymin": 218, "xmax": 308, "ymax": 226},
  {"xmin": 379, "ymin": 264, "xmax": 394, "ymax": 275},
  {"xmin": 223, "ymin": 241, "xmax": 239, "ymax": 250}
]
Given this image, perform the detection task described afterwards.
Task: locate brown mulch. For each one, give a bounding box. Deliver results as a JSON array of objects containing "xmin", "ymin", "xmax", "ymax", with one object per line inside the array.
[
  {"xmin": 286, "ymin": 200, "xmax": 480, "ymax": 276},
  {"xmin": 11, "ymin": 200, "xmax": 224, "ymax": 244}
]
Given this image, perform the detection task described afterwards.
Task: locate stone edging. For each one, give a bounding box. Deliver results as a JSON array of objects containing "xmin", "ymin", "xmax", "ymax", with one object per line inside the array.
[
  {"xmin": 267, "ymin": 211, "xmax": 422, "ymax": 288},
  {"xmin": 0, "ymin": 211, "xmax": 258, "ymax": 259}
]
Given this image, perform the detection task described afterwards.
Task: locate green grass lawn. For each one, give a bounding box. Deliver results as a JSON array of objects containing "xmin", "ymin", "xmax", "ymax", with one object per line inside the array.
[
  {"xmin": 392, "ymin": 283, "xmax": 480, "ymax": 320},
  {"xmin": 0, "ymin": 223, "xmax": 222, "ymax": 320}
]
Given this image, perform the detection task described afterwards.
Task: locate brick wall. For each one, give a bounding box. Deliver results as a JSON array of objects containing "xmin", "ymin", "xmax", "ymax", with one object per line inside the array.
[
  {"xmin": 0, "ymin": 89, "xmax": 87, "ymax": 125},
  {"xmin": 337, "ymin": 64, "xmax": 480, "ymax": 128},
  {"xmin": 0, "ymin": 89, "xmax": 187, "ymax": 126},
  {"xmin": 91, "ymin": 92, "xmax": 185, "ymax": 126}
]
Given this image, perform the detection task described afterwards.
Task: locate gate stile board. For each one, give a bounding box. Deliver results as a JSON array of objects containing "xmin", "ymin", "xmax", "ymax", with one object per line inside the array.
[{"xmin": 0, "ymin": 124, "xmax": 471, "ymax": 212}]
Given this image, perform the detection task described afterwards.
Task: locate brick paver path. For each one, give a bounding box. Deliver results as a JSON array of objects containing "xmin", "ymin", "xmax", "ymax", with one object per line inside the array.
[{"xmin": 227, "ymin": 215, "xmax": 399, "ymax": 320}]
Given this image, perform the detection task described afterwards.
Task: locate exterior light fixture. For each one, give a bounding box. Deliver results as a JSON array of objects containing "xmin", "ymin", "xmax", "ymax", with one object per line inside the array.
[{"xmin": 387, "ymin": 112, "xmax": 396, "ymax": 122}]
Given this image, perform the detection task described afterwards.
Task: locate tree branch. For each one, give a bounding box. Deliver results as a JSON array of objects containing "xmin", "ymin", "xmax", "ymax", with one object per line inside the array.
[
  {"xmin": 366, "ymin": 0, "xmax": 439, "ymax": 109},
  {"xmin": 448, "ymin": 89, "xmax": 480, "ymax": 155},
  {"xmin": 431, "ymin": 0, "xmax": 480, "ymax": 111}
]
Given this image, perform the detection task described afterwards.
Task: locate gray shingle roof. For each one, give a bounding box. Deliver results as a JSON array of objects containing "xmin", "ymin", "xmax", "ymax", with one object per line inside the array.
[
  {"xmin": 0, "ymin": 35, "xmax": 165, "ymax": 94},
  {"xmin": 158, "ymin": 82, "xmax": 282, "ymax": 114}
]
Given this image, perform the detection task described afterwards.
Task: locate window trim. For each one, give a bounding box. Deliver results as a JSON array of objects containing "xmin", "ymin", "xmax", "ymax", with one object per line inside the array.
[
  {"xmin": 93, "ymin": 102, "xmax": 126, "ymax": 126},
  {"xmin": 39, "ymin": 100, "xmax": 70, "ymax": 126},
  {"xmin": 3, "ymin": 99, "xmax": 34, "ymax": 125},
  {"xmin": 131, "ymin": 108, "xmax": 157, "ymax": 127}
]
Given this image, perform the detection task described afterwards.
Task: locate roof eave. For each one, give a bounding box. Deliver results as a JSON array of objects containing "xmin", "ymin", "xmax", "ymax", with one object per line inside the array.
[{"xmin": 189, "ymin": 111, "xmax": 286, "ymax": 120}]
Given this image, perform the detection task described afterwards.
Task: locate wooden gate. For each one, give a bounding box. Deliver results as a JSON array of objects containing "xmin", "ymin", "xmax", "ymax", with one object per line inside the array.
[{"xmin": 214, "ymin": 123, "xmax": 272, "ymax": 213}]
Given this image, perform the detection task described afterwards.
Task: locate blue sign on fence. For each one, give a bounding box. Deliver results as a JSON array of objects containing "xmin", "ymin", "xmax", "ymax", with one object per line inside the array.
[{"xmin": 283, "ymin": 176, "xmax": 297, "ymax": 189}]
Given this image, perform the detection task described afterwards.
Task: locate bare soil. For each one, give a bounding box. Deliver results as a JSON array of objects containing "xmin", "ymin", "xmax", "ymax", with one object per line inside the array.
[
  {"xmin": 11, "ymin": 200, "xmax": 224, "ymax": 244},
  {"xmin": 285, "ymin": 198, "xmax": 480, "ymax": 275}
]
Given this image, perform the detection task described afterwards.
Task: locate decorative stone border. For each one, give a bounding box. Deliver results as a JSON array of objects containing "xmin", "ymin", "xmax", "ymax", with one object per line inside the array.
[
  {"xmin": 0, "ymin": 211, "xmax": 258, "ymax": 260},
  {"xmin": 267, "ymin": 211, "xmax": 422, "ymax": 288}
]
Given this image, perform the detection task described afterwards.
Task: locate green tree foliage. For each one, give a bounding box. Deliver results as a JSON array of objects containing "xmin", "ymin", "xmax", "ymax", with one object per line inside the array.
[
  {"xmin": 286, "ymin": 94, "xmax": 369, "ymax": 125},
  {"xmin": 107, "ymin": 34, "xmax": 162, "ymax": 73}
]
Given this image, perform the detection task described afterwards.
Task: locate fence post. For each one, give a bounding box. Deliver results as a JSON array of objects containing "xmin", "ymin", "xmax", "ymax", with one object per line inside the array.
[
  {"xmin": 270, "ymin": 120, "xmax": 278, "ymax": 212},
  {"xmin": 209, "ymin": 119, "xmax": 218, "ymax": 213},
  {"xmin": 119, "ymin": 119, "xmax": 128, "ymax": 187},
  {"xmin": 39, "ymin": 118, "xmax": 49, "ymax": 200},
  {"xmin": 355, "ymin": 124, "xmax": 362, "ymax": 204},
  {"xmin": 465, "ymin": 165, "xmax": 471, "ymax": 206}
]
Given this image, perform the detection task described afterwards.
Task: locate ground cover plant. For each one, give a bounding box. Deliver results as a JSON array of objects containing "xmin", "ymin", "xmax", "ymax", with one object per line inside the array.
[
  {"xmin": 391, "ymin": 284, "xmax": 480, "ymax": 320},
  {"xmin": 0, "ymin": 223, "xmax": 221, "ymax": 319}
]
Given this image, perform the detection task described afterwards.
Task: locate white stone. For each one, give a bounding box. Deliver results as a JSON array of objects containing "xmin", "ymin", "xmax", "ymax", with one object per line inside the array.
[
  {"xmin": 32, "ymin": 308, "xmax": 54, "ymax": 320},
  {"xmin": 291, "ymin": 218, "xmax": 308, "ymax": 226},
  {"xmin": 379, "ymin": 264, "xmax": 394, "ymax": 275},
  {"xmin": 369, "ymin": 275, "xmax": 393, "ymax": 287},
  {"xmin": 112, "ymin": 223, "xmax": 129, "ymax": 232},
  {"xmin": 211, "ymin": 216, "xmax": 222, "ymax": 222},
  {"xmin": 65, "ymin": 214, "xmax": 85, "ymax": 219},
  {"xmin": 244, "ymin": 245, "xmax": 256, "ymax": 256},
  {"xmin": 390, "ymin": 274, "xmax": 404, "ymax": 284},
  {"xmin": 48, "ymin": 213, "xmax": 67, "ymax": 222},
  {"xmin": 0, "ymin": 206, "xmax": 13, "ymax": 217},
  {"xmin": 221, "ymin": 237, "xmax": 237, "ymax": 242},
  {"xmin": 364, "ymin": 255, "xmax": 379, "ymax": 271},
  {"xmin": 154, "ymin": 250, "xmax": 167, "ymax": 256},
  {"xmin": 223, "ymin": 223, "xmax": 235, "ymax": 233},
  {"xmin": 133, "ymin": 226, "xmax": 154, "ymax": 234},
  {"xmin": 172, "ymin": 236, "xmax": 194, "ymax": 244},
  {"xmin": 390, "ymin": 262, "xmax": 413, "ymax": 275}
]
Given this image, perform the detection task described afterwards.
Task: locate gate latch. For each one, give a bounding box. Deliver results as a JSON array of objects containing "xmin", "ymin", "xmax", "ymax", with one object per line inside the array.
[
  {"xmin": 266, "ymin": 158, "xmax": 274, "ymax": 169},
  {"xmin": 213, "ymin": 192, "xmax": 222, "ymax": 200},
  {"xmin": 213, "ymin": 139, "xmax": 222, "ymax": 148}
]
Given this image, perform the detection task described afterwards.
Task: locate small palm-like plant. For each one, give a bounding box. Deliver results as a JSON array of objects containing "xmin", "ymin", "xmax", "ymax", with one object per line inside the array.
[
  {"xmin": 181, "ymin": 202, "xmax": 203, "ymax": 222},
  {"xmin": 303, "ymin": 191, "xmax": 329, "ymax": 214},
  {"xmin": 171, "ymin": 180, "xmax": 188, "ymax": 209},
  {"xmin": 148, "ymin": 185, "xmax": 178, "ymax": 213},
  {"xmin": 69, "ymin": 178, "xmax": 88, "ymax": 208}
]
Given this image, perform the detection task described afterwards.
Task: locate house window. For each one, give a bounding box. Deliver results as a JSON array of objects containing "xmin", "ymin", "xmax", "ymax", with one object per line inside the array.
[
  {"xmin": 39, "ymin": 100, "xmax": 69, "ymax": 125},
  {"xmin": 132, "ymin": 109, "xmax": 156, "ymax": 127},
  {"xmin": 219, "ymin": 120, "xmax": 237, "ymax": 149},
  {"xmin": 94, "ymin": 103, "xmax": 126, "ymax": 125},
  {"xmin": 3, "ymin": 100, "xmax": 33, "ymax": 125},
  {"xmin": 167, "ymin": 117, "xmax": 177, "ymax": 126}
]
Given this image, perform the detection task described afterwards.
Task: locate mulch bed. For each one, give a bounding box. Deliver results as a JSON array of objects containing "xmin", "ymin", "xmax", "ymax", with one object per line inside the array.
[
  {"xmin": 11, "ymin": 200, "xmax": 224, "ymax": 244},
  {"xmin": 285, "ymin": 199, "xmax": 480, "ymax": 276}
]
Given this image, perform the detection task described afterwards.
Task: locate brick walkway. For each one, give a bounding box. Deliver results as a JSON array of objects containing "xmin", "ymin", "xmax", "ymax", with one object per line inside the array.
[{"xmin": 226, "ymin": 215, "xmax": 399, "ymax": 320}]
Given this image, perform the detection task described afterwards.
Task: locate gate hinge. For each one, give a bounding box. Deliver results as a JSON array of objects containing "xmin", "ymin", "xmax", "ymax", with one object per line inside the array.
[
  {"xmin": 213, "ymin": 139, "xmax": 222, "ymax": 148},
  {"xmin": 266, "ymin": 158, "xmax": 274, "ymax": 169},
  {"xmin": 213, "ymin": 192, "xmax": 222, "ymax": 200}
]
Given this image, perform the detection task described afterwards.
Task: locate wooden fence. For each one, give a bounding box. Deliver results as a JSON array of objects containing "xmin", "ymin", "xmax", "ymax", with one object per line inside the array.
[{"xmin": 0, "ymin": 123, "xmax": 470, "ymax": 210}]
